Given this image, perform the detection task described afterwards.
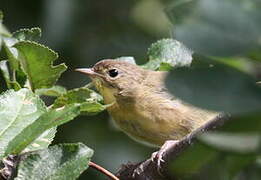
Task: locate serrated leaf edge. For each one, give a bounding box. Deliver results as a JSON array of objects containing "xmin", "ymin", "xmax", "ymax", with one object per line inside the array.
[
  {"xmin": 12, "ymin": 27, "xmax": 42, "ymax": 37},
  {"xmin": 13, "ymin": 40, "xmax": 58, "ymax": 59}
]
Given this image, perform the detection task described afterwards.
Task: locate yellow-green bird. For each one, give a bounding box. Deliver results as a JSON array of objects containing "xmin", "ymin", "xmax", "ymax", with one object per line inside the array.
[{"xmin": 76, "ymin": 59, "xmax": 218, "ymax": 147}]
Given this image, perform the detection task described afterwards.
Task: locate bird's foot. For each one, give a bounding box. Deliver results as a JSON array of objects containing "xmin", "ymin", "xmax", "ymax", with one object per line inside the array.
[{"xmin": 151, "ymin": 140, "xmax": 179, "ymax": 174}]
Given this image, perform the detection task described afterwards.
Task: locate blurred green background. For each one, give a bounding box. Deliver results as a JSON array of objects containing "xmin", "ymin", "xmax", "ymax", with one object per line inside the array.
[{"xmin": 0, "ymin": 0, "xmax": 171, "ymax": 179}]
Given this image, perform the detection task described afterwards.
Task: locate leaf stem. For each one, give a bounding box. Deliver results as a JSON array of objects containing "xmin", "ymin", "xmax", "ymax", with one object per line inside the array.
[{"xmin": 89, "ymin": 161, "xmax": 119, "ymax": 180}]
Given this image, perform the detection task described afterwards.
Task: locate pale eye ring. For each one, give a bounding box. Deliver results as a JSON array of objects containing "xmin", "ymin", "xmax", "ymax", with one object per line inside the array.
[{"xmin": 108, "ymin": 69, "xmax": 118, "ymax": 78}]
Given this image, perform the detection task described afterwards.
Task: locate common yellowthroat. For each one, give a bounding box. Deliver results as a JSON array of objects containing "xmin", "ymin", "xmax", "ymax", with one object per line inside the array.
[{"xmin": 76, "ymin": 59, "xmax": 218, "ymax": 147}]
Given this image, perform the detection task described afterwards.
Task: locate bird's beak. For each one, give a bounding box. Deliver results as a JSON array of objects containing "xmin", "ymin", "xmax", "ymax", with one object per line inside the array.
[
  {"xmin": 75, "ymin": 68, "xmax": 95, "ymax": 76},
  {"xmin": 75, "ymin": 68, "xmax": 105, "ymax": 79}
]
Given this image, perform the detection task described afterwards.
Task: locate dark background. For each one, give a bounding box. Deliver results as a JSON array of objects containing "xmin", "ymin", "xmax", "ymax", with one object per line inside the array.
[{"xmin": 0, "ymin": 0, "xmax": 172, "ymax": 179}]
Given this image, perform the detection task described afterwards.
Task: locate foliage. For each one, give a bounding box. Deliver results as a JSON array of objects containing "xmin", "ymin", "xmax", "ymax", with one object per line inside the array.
[
  {"xmin": 166, "ymin": 54, "xmax": 261, "ymax": 115},
  {"xmin": 14, "ymin": 41, "xmax": 67, "ymax": 90},
  {"xmin": 0, "ymin": 14, "xmax": 106, "ymax": 180},
  {"xmin": 166, "ymin": 0, "xmax": 261, "ymax": 57},
  {"xmin": 52, "ymin": 87, "xmax": 105, "ymax": 115},
  {"xmin": 164, "ymin": 0, "xmax": 261, "ymax": 178},
  {"xmin": 143, "ymin": 38, "xmax": 193, "ymax": 70},
  {"xmin": 15, "ymin": 143, "xmax": 93, "ymax": 180}
]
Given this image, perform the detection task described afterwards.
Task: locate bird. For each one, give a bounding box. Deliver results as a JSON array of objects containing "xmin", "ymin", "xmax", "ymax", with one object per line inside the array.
[{"xmin": 76, "ymin": 59, "xmax": 218, "ymax": 147}]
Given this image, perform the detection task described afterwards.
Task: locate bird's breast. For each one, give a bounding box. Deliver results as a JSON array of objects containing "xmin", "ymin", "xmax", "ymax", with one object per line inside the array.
[{"xmin": 106, "ymin": 96, "xmax": 190, "ymax": 146}]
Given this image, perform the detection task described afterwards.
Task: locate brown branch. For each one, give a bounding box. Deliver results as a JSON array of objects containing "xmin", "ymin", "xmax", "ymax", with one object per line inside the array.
[
  {"xmin": 116, "ymin": 113, "xmax": 229, "ymax": 180},
  {"xmin": 89, "ymin": 161, "xmax": 119, "ymax": 180}
]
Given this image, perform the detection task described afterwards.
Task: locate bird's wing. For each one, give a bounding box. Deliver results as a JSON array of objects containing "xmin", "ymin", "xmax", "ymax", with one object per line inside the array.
[{"xmin": 142, "ymin": 71, "xmax": 219, "ymax": 136}]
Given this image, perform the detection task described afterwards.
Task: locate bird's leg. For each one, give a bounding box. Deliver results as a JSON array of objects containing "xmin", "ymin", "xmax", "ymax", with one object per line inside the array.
[{"xmin": 151, "ymin": 140, "xmax": 179, "ymax": 174}]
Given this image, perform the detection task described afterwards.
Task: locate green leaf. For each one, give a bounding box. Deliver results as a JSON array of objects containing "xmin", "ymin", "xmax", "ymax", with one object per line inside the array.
[
  {"xmin": 14, "ymin": 41, "xmax": 67, "ymax": 90},
  {"xmin": 115, "ymin": 56, "xmax": 136, "ymax": 64},
  {"xmin": 0, "ymin": 60, "xmax": 21, "ymax": 90},
  {"xmin": 219, "ymin": 113, "xmax": 261, "ymax": 133},
  {"xmin": 0, "ymin": 88, "xmax": 47, "ymax": 160},
  {"xmin": 3, "ymin": 37, "xmax": 28, "ymax": 88},
  {"xmin": 169, "ymin": 139, "xmax": 257, "ymax": 179},
  {"xmin": 199, "ymin": 132, "xmax": 260, "ymax": 154},
  {"xmin": 249, "ymin": 49, "xmax": 261, "ymax": 62},
  {"xmin": 169, "ymin": 142, "xmax": 219, "ymax": 176},
  {"xmin": 22, "ymin": 127, "xmax": 57, "ymax": 153},
  {"xmin": 166, "ymin": 54, "xmax": 261, "ymax": 114},
  {"xmin": 3, "ymin": 28, "xmax": 42, "ymax": 81},
  {"xmin": 3, "ymin": 37, "xmax": 20, "ymax": 71},
  {"xmin": 0, "ymin": 60, "xmax": 10, "ymax": 86},
  {"xmin": 13, "ymin": 28, "xmax": 41, "ymax": 42},
  {"xmin": 35, "ymin": 85, "xmax": 67, "ymax": 97},
  {"xmin": 0, "ymin": 88, "xmax": 81, "ymax": 159},
  {"xmin": 143, "ymin": 38, "xmax": 193, "ymax": 70},
  {"xmin": 5, "ymin": 103, "xmax": 80, "ymax": 155},
  {"xmin": 214, "ymin": 56, "xmax": 259, "ymax": 75},
  {"xmin": 15, "ymin": 143, "xmax": 93, "ymax": 180},
  {"xmin": 166, "ymin": 0, "xmax": 261, "ymax": 56},
  {"xmin": 222, "ymin": 154, "xmax": 257, "ymax": 179},
  {"xmin": 3, "ymin": 37, "xmax": 27, "ymax": 90},
  {"xmin": 53, "ymin": 87, "xmax": 105, "ymax": 115},
  {"xmin": 0, "ymin": 11, "xmax": 11, "ymax": 37},
  {"xmin": 1, "ymin": 28, "xmax": 42, "ymax": 90}
]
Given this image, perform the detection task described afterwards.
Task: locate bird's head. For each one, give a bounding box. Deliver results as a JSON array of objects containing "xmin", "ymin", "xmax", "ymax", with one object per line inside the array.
[{"xmin": 76, "ymin": 59, "xmax": 148, "ymax": 104}]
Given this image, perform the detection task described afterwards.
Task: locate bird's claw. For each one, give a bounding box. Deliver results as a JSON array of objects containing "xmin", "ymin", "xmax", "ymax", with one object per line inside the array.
[
  {"xmin": 151, "ymin": 151, "xmax": 165, "ymax": 173},
  {"xmin": 151, "ymin": 140, "xmax": 179, "ymax": 175}
]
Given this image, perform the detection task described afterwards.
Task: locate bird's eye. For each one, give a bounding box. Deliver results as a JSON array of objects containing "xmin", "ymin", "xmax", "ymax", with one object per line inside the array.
[{"xmin": 108, "ymin": 69, "xmax": 118, "ymax": 78}]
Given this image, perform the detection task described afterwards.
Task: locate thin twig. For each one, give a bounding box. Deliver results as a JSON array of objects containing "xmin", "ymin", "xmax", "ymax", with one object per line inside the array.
[{"xmin": 89, "ymin": 161, "xmax": 119, "ymax": 180}]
